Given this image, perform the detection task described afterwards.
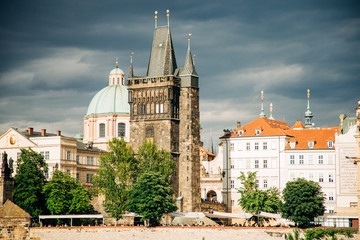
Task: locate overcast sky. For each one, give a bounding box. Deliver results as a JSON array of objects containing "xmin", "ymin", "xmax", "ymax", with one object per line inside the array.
[{"xmin": 0, "ymin": 0, "xmax": 359, "ymax": 152}]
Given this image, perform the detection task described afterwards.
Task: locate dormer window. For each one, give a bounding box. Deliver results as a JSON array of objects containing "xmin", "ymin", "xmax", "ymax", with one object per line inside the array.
[
  {"xmin": 255, "ymin": 129, "xmax": 261, "ymax": 136},
  {"xmin": 308, "ymin": 141, "xmax": 314, "ymax": 149},
  {"xmin": 290, "ymin": 141, "xmax": 296, "ymax": 149},
  {"xmin": 238, "ymin": 130, "xmax": 244, "ymax": 136},
  {"xmin": 327, "ymin": 141, "xmax": 333, "ymax": 148}
]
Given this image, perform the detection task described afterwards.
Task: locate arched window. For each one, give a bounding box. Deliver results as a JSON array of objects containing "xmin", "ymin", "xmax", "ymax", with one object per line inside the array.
[
  {"xmin": 118, "ymin": 123, "xmax": 126, "ymax": 137},
  {"xmin": 99, "ymin": 123, "xmax": 105, "ymax": 138}
]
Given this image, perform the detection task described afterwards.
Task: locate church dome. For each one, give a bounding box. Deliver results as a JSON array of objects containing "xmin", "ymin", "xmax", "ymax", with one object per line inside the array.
[
  {"xmin": 86, "ymin": 85, "xmax": 129, "ymax": 117},
  {"xmin": 110, "ymin": 67, "xmax": 124, "ymax": 75}
]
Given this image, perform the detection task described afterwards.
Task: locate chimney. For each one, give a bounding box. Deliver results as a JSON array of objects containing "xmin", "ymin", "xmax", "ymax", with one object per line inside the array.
[
  {"xmin": 28, "ymin": 127, "xmax": 33, "ymax": 135},
  {"xmin": 41, "ymin": 129, "xmax": 46, "ymax": 136},
  {"xmin": 237, "ymin": 121, "xmax": 241, "ymax": 129},
  {"xmin": 57, "ymin": 130, "xmax": 61, "ymax": 136}
]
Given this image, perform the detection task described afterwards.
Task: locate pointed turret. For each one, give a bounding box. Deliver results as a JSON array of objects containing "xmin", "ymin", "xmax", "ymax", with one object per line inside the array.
[
  {"xmin": 259, "ymin": 90, "xmax": 267, "ymax": 118},
  {"xmin": 305, "ymin": 89, "xmax": 313, "ymax": 128},
  {"xmin": 128, "ymin": 52, "xmax": 134, "ymax": 78},
  {"xmin": 181, "ymin": 36, "xmax": 198, "ymax": 76},
  {"xmin": 147, "ymin": 10, "xmax": 177, "ymax": 77}
]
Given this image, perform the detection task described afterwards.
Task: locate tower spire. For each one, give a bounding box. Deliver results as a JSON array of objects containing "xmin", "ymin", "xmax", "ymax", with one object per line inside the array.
[
  {"xmin": 304, "ymin": 89, "xmax": 313, "ymax": 128},
  {"xmin": 259, "ymin": 90, "xmax": 267, "ymax": 118},
  {"xmin": 269, "ymin": 102, "xmax": 275, "ymax": 120},
  {"xmin": 181, "ymin": 33, "xmax": 197, "ymax": 76},
  {"xmin": 116, "ymin": 57, "xmax": 118, "ymax": 68},
  {"xmin": 128, "ymin": 52, "xmax": 134, "ymax": 78}
]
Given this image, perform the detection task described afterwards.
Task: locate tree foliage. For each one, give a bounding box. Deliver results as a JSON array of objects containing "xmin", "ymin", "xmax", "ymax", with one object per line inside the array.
[
  {"xmin": 93, "ymin": 139, "xmax": 177, "ymax": 221},
  {"xmin": 137, "ymin": 140, "xmax": 175, "ymax": 183},
  {"xmin": 281, "ymin": 178, "xmax": 325, "ymax": 227},
  {"xmin": 43, "ymin": 170, "xmax": 95, "ymax": 215},
  {"xmin": 93, "ymin": 138, "xmax": 137, "ymax": 220},
  {"xmin": 127, "ymin": 172, "xmax": 177, "ymax": 226},
  {"xmin": 13, "ymin": 148, "xmax": 48, "ymax": 220},
  {"xmin": 237, "ymin": 171, "xmax": 281, "ymax": 213}
]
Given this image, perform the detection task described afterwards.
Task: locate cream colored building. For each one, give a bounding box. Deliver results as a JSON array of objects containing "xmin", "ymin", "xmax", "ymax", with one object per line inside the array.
[
  {"xmin": 0, "ymin": 127, "xmax": 102, "ymax": 185},
  {"xmin": 83, "ymin": 61, "xmax": 130, "ymax": 151}
]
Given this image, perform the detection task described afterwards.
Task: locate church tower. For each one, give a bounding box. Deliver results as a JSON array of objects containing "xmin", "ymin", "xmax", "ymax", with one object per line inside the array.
[{"xmin": 127, "ymin": 11, "xmax": 200, "ymax": 212}]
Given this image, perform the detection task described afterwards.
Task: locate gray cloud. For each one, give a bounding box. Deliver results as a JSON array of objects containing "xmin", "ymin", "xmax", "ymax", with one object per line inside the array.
[{"xmin": 0, "ymin": 0, "xmax": 359, "ymax": 151}]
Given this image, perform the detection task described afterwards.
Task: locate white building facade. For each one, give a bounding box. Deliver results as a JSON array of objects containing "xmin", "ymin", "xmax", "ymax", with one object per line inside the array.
[{"xmin": 0, "ymin": 127, "xmax": 102, "ymax": 185}]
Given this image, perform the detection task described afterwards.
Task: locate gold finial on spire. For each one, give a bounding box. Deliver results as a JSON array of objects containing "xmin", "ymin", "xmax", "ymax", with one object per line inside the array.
[
  {"xmin": 154, "ymin": 11, "xmax": 158, "ymax": 28},
  {"xmin": 270, "ymin": 103, "xmax": 273, "ymax": 113},
  {"xmin": 261, "ymin": 90, "xmax": 264, "ymax": 101},
  {"xmin": 166, "ymin": 9, "xmax": 170, "ymax": 26},
  {"xmin": 193, "ymin": 53, "xmax": 196, "ymax": 65},
  {"xmin": 116, "ymin": 57, "xmax": 118, "ymax": 68},
  {"xmin": 307, "ymin": 89, "xmax": 310, "ymax": 99}
]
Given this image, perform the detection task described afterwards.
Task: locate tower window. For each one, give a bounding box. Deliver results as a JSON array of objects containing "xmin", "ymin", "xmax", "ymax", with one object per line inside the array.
[
  {"xmin": 160, "ymin": 103, "xmax": 164, "ymax": 113},
  {"xmin": 99, "ymin": 123, "xmax": 105, "ymax": 138},
  {"xmin": 118, "ymin": 123, "xmax": 126, "ymax": 137}
]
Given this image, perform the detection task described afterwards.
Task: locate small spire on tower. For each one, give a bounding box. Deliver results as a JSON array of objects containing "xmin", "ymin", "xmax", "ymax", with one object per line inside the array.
[
  {"xmin": 304, "ymin": 89, "xmax": 314, "ymax": 128},
  {"xmin": 166, "ymin": 9, "xmax": 170, "ymax": 26},
  {"xmin": 269, "ymin": 102, "xmax": 275, "ymax": 120},
  {"xmin": 181, "ymin": 33, "xmax": 197, "ymax": 76},
  {"xmin": 128, "ymin": 52, "xmax": 134, "ymax": 78},
  {"xmin": 116, "ymin": 57, "xmax": 118, "ymax": 68},
  {"xmin": 154, "ymin": 11, "xmax": 158, "ymax": 28},
  {"xmin": 259, "ymin": 90, "xmax": 267, "ymax": 118}
]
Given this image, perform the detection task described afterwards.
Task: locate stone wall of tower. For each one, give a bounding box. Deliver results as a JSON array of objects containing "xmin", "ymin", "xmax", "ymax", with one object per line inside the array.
[{"xmin": 178, "ymin": 86, "xmax": 201, "ymax": 212}]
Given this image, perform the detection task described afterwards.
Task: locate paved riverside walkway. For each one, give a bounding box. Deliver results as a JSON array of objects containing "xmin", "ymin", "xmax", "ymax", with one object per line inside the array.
[{"xmin": 30, "ymin": 226, "xmax": 296, "ymax": 240}]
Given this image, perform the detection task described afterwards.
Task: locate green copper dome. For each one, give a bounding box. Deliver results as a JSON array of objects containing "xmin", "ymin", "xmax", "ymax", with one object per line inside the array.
[{"xmin": 86, "ymin": 85, "xmax": 130, "ymax": 117}]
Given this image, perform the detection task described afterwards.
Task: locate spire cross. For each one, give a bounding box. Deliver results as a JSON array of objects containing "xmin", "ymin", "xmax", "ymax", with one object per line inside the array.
[{"xmin": 155, "ymin": 11, "xmax": 158, "ymax": 28}]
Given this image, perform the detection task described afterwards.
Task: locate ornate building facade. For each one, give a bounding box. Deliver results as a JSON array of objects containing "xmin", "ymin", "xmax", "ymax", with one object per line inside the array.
[
  {"xmin": 127, "ymin": 12, "xmax": 201, "ymax": 212},
  {"xmin": 83, "ymin": 61, "xmax": 130, "ymax": 151}
]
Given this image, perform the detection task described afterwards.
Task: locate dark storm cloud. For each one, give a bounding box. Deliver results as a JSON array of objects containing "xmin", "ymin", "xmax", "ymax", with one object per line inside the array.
[{"xmin": 0, "ymin": 0, "xmax": 359, "ymax": 149}]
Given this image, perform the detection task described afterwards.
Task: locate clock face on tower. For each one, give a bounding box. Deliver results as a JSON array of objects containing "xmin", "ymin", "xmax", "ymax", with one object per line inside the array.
[{"xmin": 9, "ymin": 136, "xmax": 15, "ymax": 145}]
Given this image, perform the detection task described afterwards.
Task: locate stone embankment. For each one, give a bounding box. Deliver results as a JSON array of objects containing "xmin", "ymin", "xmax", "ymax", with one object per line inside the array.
[{"xmin": 29, "ymin": 226, "xmax": 295, "ymax": 240}]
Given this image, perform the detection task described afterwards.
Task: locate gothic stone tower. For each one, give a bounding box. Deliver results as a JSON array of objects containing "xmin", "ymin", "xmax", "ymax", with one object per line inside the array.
[{"xmin": 127, "ymin": 13, "xmax": 200, "ymax": 212}]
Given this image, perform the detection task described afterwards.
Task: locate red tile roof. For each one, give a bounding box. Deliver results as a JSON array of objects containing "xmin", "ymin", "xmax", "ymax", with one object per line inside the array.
[
  {"xmin": 222, "ymin": 117, "xmax": 339, "ymax": 150},
  {"xmin": 292, "ymin": 121, "xmax": 305, "ymax": 129},
  {"xmin": 222, "ymin": 118, "xmax": 290, "ymax": 138},
  {"xmin": 285, "ymin": 127, "xmax": 338, "ymax": 150}
]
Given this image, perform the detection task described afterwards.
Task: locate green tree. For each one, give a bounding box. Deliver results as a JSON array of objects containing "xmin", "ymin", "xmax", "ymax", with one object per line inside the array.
[
  {"xmin": 137, "ymin": 140, "xmax": 175, "ymax": 183},
  {"xmin": 237, "ymin": 171, "xmax": 281, "ymax": 214},
  {"xmin": 13, "ymin": 148, "xmax": 48, "ymax": 221},
  {"xmin": 93, "ymin": 138, "xmax": 137, "ymax": 220},
  {"xmin": 281, "ymin": 178, "xmax": 325, "ymax": 227},
  {"xmin": 43, "ymin": 170, "xmax": 95, "ymax": 215},
  {"xmin": 127, "ymin": 172, "xmax": 177, "ymax": 226}
]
